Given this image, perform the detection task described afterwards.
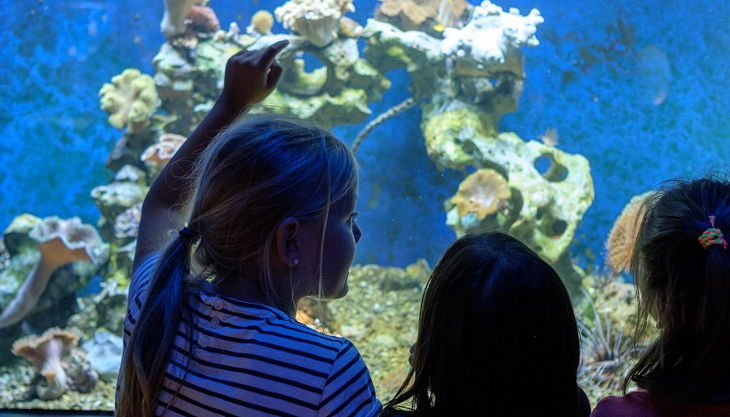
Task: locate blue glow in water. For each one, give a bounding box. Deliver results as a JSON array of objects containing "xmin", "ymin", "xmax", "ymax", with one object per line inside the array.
[{"xmin": 2, "ymin": 0, "xmax": 729, "ymax": 271}]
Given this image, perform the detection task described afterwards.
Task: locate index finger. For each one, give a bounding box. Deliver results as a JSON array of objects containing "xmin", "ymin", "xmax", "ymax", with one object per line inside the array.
[{"xmin": 258, "ymin": 40, "xmax": 289, "ymax": 67}]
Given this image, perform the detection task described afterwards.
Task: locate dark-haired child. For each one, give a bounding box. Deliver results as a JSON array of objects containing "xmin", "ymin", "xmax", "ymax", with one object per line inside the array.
[
  {"xmin": 592, "ymin": 178, "xmax": 730, "ymax": 417},
  {"xmin": 116, "ymin": 41, "xmax": 381, "ymax": 417},
  {"xmin": 383, "ymin": 232, "xmax": 591, "ymax": 417}
]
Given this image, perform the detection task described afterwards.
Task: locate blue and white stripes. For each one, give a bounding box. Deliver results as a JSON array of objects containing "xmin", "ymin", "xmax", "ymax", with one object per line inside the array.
[{"xmin": 121, "ymin": 255, "xmax": 381, "ymax": 417}]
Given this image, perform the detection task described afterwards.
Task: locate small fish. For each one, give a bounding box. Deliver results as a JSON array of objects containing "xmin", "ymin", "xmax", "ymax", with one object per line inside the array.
[
  {"xmin": 434, "ymin": 0, "xmax": 458, "ymax": 31},
  {"xmin": 539, "ymin": 128, "xmax": 559, "ymax": 147}
]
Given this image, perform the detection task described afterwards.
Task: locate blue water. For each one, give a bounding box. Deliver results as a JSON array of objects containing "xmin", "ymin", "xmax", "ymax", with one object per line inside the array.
[{"xmin": 2, "ymin": 0, "xmax": 729, "ymax": 270}]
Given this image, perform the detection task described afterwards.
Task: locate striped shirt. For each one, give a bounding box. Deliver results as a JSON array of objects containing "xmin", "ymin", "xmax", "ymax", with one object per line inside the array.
[{"xmin": 120, "ymin": 255, "xmax": 381, "ymax": 417}]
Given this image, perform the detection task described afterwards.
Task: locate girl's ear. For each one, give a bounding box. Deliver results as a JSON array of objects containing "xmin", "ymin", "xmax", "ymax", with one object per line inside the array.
[{"xmin": 275, "ymin": 217, "xmax": 301, "ymax": 267}]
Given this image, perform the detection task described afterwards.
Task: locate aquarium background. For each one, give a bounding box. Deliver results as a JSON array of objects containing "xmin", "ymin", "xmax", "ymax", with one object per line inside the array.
[{"xmin": 1, "ymin": 0, "xmax": 729, "ymax": 410}]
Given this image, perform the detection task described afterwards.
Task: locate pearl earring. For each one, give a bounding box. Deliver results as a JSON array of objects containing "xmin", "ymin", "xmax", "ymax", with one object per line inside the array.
[{"xmin": 293, "ymin": 259, "xmax": 299, "ymax": 265}]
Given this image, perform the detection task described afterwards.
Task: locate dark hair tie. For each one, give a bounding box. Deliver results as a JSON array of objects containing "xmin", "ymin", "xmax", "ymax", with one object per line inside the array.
[{"xmin": 179, "ymin": 227, "xmax": 195, "ymax": 240}]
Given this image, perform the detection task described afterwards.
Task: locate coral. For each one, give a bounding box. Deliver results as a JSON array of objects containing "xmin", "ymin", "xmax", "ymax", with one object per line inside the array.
[
  {"xmin": 363, "ymin": 12, "xmax": 592, "ymax": 295},
  {"xmin": 440, "ymin": 1, "xmax": 544, "ymax": 77},
  {"xmin": 141, "ymin": 133, "xmax": 186, "ymax": 170},
  {"xmin": 11, "ymin": 328, "xmax": 97, "ymax": 400},
  {"xmin": 275, "ymin": 0, "xmax": 354, "ymax": 47},
  {"xmin": 67, "ymin": 275, "xmax": 130, "ymax": 340},
  {"xmin": 377, "ymin": 0, "xmax": 469, "ymax": 31},
  {"xmin": 186, "ymin": 5, "xmax": 220, "ymax": 34},
  {"xmin": 248, "ymin": 10, "xmax": 274, "ymax": 36},
  {"xmin": 91, "ymin": 165, "xmax": 149, "ymax": 241},
  {"xmin": 160, "ymin": 0, "xmax": 196, "ymax": 37},
  {"xmin": 577, "ymin": 278, "xmax": 648, "ymax": 403},
  {"xmin": 338, "ymin": 16, "xmax": 363, "ymax": 38},
  {"xmin": 113, "ymin": 203, "xmax": 142, "ymax": 241},
  {"xmin": 0, "ymin": 217, "xmax": 106, "ymax": 329},
  {"xmin": 99, "ymin": 69, "xmax": 159, "ymax": 133},
  {"xmin": 448, "ymin": 169, "xmax": 511, "ymax": 220},
  {"xmin": 605, "ymin": 191, "xmax": 653, "ymax": 275},
  {"xmin": 81, "ymin": 330, "xmax": 124, "ymax": 379},
  {"xmin": 432, "ymin": 118, "xmax": 594, "ymax": 293}
]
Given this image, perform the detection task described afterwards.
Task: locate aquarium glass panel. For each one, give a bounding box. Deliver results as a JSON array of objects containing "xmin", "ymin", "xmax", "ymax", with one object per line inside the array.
[{"xmin": 1, "ymin": 0, "xmax": 729, "ymax": 410}]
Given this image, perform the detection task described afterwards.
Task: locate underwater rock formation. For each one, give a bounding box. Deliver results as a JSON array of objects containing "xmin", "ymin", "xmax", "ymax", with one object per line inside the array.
[
  {"xmin": 275, "ymin": 0, "xmax": 354, "ymax": 47},
  {"xmin": 91, "ymin": 165, "xmax": 148, "ymax": 242},
  {"xmin": 67, "ymin": 276, "xmax": 129, "ymax": 340},
  {"xmin": 81, "ymin": 330, "xmax": 124, "ymax": 380},
  {"xmin": 249, "ymin": 35, "xmax": 390, "ymax": 127},
  {"xmin": 12, "ymin": 328, "xmax": 97, "ymax": 400},
  {"xmin": 432, "ymin": 127, "xmax": 593, "ymax": 273},
  {"xmin": 99, "ymin": 69, "xmax": 159, "ymax": 134},
  {"xmin": 0, "ymin": 216, "xmax": 107, "ymax": 329},
  {"xmin": 113, "ymin": 203, "xmax": 142, "ymax": 243},
  {"xmin": 363, "ymin": 6, "xmax": 593, "ymax": 294},
  {"xmin": 605, "ymin": 191, "xmax": 653, "ymax": 275}
]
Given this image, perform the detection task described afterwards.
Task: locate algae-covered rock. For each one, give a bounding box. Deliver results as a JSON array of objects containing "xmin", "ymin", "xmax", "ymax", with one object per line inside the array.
[
  {"xmin": 99, "ymin": 69, "xmax": 159, "ymax": 133},
  {"xmin": 250, "ymin": 36, "xmax": 389, "ymax": 128},
  {"xmin": 91, "ymin": 165, "xmax": 149, "ymax": 242},
  {"xmin": 81, "ymin": 330, "xmax": 124, "ymax": 380},
  {"xmin": 425, "ymin": 107, "xmax": 593, "ymax": 295}
]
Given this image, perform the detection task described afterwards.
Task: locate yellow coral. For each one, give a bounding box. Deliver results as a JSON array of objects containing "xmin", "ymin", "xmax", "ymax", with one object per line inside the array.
[
  {"xmin": 99, "ymin": 69, "xmax": 159, "ymax": 133},
  {"xmin": 605, "ymin": 191, "xmax": 654, "ymax": 275},
  {"xmin": 250, "ymin": 10, "xmax": 274, "ymax": 35},
  {"xmin": 450, "ymin": 169, "xmax": 511, "ymax": 220}
]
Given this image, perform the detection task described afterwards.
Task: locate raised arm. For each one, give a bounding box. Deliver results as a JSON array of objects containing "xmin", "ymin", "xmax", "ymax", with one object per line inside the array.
[{"xmin": 133, "ymin": 40, "xmax": 288, "ymax": 271}]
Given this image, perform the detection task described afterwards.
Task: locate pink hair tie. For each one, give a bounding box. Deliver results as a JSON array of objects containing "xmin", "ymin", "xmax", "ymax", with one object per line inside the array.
[{"xmin": 698, "ymin": 216, "xmax": 728, "ymax": 249}]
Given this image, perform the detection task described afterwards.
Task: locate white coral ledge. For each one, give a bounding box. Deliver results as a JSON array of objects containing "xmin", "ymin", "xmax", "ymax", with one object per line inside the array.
[{"xmin": 441, "ymin": 1, "xmax": 543, "ymax": 76}]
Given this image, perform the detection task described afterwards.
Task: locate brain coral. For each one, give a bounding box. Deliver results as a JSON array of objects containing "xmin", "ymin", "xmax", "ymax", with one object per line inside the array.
[
  {"xmin": 450, "ymin": 168, "xmax": 511, "ymax": 220},
  {"xmin": 605, "ymin": 191, "xmax": 654, "ymax": 275},
  {"xmin": 99, "ymin": 69, "xmax": 159, "ymax": 133}
]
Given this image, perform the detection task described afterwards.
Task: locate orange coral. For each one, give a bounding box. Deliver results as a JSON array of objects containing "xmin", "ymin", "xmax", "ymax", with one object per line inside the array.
[
  {"xmin": 378, "ymin": 0, "xmax": 468, "ymax": 29},
  {"xmin": 141, "ymin": 133, "xmax": 187, "ymax": 169},
  {"xmin": 605, "ymin": 191, "xmax": 654, "ymax": 275},
  {"xmin": 450, "ymin": 169, "xmax": 511, "ymax": 220}
]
